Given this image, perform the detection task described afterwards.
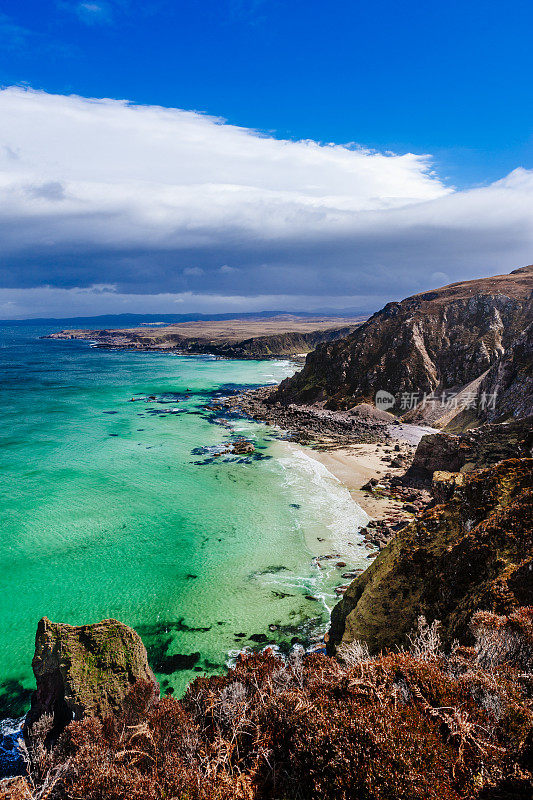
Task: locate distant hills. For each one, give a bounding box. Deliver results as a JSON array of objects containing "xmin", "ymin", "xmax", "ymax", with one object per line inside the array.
[{"xmin": 0, "ymin": 310, "xmax": 365, "ymax": 328}]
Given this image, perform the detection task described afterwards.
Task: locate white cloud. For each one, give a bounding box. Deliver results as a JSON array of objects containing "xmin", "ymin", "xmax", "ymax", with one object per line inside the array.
[
  {"xmin": 74, "ymin": 2, "xmax": 112, "ymax": 24},
  {"xmin": 0, "ymin": 87, "xmax": 532, "ymax": 318}
]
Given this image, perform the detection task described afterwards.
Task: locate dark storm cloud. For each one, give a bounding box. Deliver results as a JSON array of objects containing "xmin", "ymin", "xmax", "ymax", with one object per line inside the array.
[{"xmin": 0, "ymin": 87, "xmax": 532, "ymax": 318}]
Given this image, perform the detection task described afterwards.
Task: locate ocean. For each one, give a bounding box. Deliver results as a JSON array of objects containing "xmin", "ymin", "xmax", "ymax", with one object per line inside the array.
[{"xmin": 0, "ymin": 324, "xmax": 369, "ymax": 770}]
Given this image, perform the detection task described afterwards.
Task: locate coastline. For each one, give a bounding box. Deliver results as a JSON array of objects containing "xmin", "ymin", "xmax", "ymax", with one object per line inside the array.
[
  {"xmin": 222, "ymin": 386, "xmax": 438, "ymax": 536},
  {"xmin": 294, "ymin": 441, "xmax": 414, "ymax": 521}
]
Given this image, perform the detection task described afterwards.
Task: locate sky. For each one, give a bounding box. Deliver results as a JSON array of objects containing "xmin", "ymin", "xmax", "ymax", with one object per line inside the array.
[{"xmin": 0, "ymin": 0, "xmax": 532, "ymax": 319}]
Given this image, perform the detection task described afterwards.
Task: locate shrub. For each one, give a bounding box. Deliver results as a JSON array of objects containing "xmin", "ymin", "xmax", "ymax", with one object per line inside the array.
[{"xmin": 23, "ymin": 609, "xmax": 533, "ymax": 800}]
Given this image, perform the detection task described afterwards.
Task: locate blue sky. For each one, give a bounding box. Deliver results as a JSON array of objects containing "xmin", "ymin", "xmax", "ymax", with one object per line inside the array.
[{"xmin": 0, "ymin": 0, "xmax": 532, "ymax": 317}]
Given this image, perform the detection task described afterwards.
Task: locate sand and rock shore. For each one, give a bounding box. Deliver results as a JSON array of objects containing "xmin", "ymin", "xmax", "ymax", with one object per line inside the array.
[{"xmin": 219, "ymin": 386, "xmax": 436, "ymax": 560}]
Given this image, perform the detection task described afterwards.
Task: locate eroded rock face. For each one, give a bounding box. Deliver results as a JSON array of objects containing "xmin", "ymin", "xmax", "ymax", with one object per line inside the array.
[
  {"xmin": 407, "ymin": 417, "xmax": 533, "ymax": 480},
  {"xmin": 328, "ymin": 458, "xmax": 533, "ymax": 654},
  {"xmin": 478, "ymin": 320, "xmax": 533, "ymax": 422},
  {"xmin": 275, "ymin": 266, "xmax": 533, "ymax": 411},
  {"xmin": 24, "ymin": 617, "xmax": 158, "ymax": 740}
]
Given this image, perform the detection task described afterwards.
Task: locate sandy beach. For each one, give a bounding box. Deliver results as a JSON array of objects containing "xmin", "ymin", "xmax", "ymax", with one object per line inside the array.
[
  {"xmin": 295, "ymin": 422, "xmax": 437, "ymax": 521},
  {"xmin": 297, "ymin": 442, "xmax": 410, "ymax": 520}
]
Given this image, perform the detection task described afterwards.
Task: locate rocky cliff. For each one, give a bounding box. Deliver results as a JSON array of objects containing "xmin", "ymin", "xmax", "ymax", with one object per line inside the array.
[
  {"xmin": 24, "ymin": 617, "xmax": 158, "ymax": 742},
  {"xmin": 328, "ymin": 457, "xmax": 533, "ymax": 654},
  {"xmin": 407, "ymin": 416, "xmax": 533, "ymax": 479},
  {"xmin": 275, "ymin": 265, "xmax": 533, "ymax": 419},
  {"xmin": 477, "ymin": 320, "xmax": 533, "ymax": 422}
]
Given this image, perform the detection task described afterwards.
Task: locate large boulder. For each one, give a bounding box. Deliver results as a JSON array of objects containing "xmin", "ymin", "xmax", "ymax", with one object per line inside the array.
[
  {"xmin": 407, "ymin": 417, "xmax": 533, "ymax": 480},
  {"xmin": 25, "ymin": 617, "xmax": 158, "ymax": 740}
]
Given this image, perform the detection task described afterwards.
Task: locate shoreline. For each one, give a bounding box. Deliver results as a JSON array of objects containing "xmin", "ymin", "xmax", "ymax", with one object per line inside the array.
[
  {"xmin": 221, "ymin": 385, "xmax": 437, "ymax": 535},
  {"xmin": 294, "ymin": 441, "xmax": 415, "ymax": 522}
]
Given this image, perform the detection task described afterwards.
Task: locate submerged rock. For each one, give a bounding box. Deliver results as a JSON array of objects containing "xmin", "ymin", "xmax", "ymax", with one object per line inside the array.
[{"xmin": 24, "ymin": 617, "xmax": 158, "ymax": 741}]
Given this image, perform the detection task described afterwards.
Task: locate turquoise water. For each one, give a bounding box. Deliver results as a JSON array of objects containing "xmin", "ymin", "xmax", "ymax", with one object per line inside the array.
[{"xmin": 0, "ymin": 326, "xmax": 368, "ymax": 717}]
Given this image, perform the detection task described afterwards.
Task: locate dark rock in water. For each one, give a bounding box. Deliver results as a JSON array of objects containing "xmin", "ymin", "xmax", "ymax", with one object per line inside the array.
[
  {"xmin": 231, "ymin": 438, "xmax": 255, "ymax": 455},
  {"xmin": 249, "ymin": 633, "xmax": 268, "ymax": 643},
  {"xmin": 156, "ymin": 652, "xmax": 200, "ymax": 674},
  {"xmin": 258, "ymin": 565, "xmax": 288, "ymax": 575},
  {"xmin": 24, "ymin": 617, "xmax": 158, "ymax": 742},
  {"xmin": 175, "ymin": 618, "xmax": 211, "ymax": 633},
  {"xmin": 289, "ymin": 503, "xmax": 301, "ymax": 509}
]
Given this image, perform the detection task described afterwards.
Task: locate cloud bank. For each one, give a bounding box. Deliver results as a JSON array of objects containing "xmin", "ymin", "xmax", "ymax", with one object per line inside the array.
[{"xmin": 0, "ymin": 87, "xmax": 532, "ymax": 318}]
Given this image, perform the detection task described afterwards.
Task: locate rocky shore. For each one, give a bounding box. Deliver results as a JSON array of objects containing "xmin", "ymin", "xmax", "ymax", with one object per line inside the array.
[
  {"xmin": 219, "ymin": 386, "xmax": 434, "ymax": 549},
  {"xmin": 219, "ymin": 386, "xmax": 394, "ymax": 445}
]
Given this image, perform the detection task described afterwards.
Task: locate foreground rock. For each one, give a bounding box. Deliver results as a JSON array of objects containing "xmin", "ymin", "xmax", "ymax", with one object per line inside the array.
[
  {"xmin": 25, "ymin": 617, "xmax": 158, "ymax": 741},
  {"xmin": 328, "ymin": 458, "xmax": 533, "ymax": 654}
]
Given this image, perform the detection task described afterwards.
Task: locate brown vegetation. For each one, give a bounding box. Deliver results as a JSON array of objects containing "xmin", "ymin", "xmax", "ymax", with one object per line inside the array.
[{"xmin": 21, "ymin": 609, "xmax": 533, "ymax": 800}]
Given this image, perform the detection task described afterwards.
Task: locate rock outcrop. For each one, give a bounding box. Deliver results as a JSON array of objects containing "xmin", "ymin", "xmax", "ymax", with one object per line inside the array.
[
  {"xmin": 328, "ymin": 458, "xmax": 533, "ymax": 654},
  {"xmin": 24, "ymin": 617, "xmax": 158, "ymax": 741},
  {"xmin": 275, "ymin": 265, "xmax": 533, "ymax": 418},
  {"xmin": 478, "ymin": 320, "xmax": 533, "ymax": 422},
  {"xmin": 406, "ymin": 416, "xmax": 533, "ymax": 480}
]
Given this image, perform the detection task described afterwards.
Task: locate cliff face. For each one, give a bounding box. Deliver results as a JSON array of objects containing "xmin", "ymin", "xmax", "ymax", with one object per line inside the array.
[
  {"xmin": 328, "ymin": 458, "xmax": 533, "ymax": 654},
  {"xmin": 407, "ymin": 417, "xmax": 533, "ymax": 479},
  {"xmin": 275, "ymin": 266, "xmax": 533, "ymax": 414},
  {"xmin": 24, "ymin": 617, "xmax": 158, "ymax": 741},
  {"xmin": 477, "ymin": 320, "xmax": 533, "ymax": 422}
]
